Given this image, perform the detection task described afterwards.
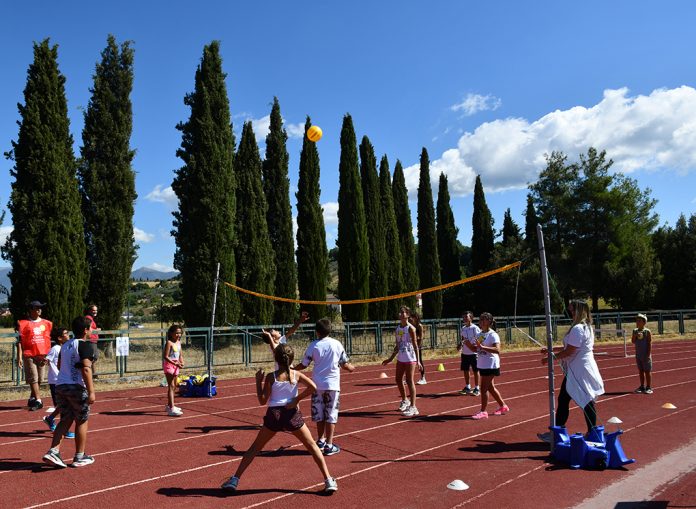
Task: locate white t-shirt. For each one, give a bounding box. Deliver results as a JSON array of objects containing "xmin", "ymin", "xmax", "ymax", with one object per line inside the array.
[
  {"xmin": 46, "ymin": 344, "xmax": 61, "ymax": 385},
  {"xmin": 302, "ymin": 336, "xmax": 349, "ymax": 391},
  {"xmin": 476, "ymin": 330, "xmax": 501, "ymax": 370},
  {"xmin": 56, "ymin": 338, "xmax": 90, "ymax": 387},
  {"xmin": 562, "ymin": 322, "xmax": 604, "ymax": 408},
  {"xmin": 460, "ymin": 324, "xmax": 481, "ymax": 356}
]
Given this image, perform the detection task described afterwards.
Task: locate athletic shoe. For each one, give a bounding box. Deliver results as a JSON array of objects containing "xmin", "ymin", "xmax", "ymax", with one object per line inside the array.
[
  {"xmin": 29, "ymin": 399, "xmax": 43, "ymax": 411},
  {"xmin": 323, "ymin": 444, "xmax": 340, "ymax": 456},
  {"xmin": 459, "ymin": 386, "xmax": 472, "ymax": 395},
  {"xmin": 493, "ymin": 405, "xmax": 510, "ymax": 416},
  {"xmin": 324, "ymin": 477, "xmax": 338, "ymax": 493},
  {"xmin": 472, "ymin": 388, "xmax": 480, "ymax": 396},
  {"xmin": 537, "ymin": 432, "xmax": 552, "ymax": 443},
  {"xmin": 173, "ymin": 406, "xmax": 183, "ymax": 412},
  {"xmin": 43, "ymin": 416, "xmax": 56, "ymax": 431},
  {"xmin": 167, "ymin": 407, "xmax": 183, "ymax": 417},
  {"xmin": 398, "ymin": 399, "xmax": 410, "ymax": 412},
  {"xmin": 316, "ymin": 439, "xmax": 326, "ymax": 449},
  {"xmin": 221, "ymin": 475, "xmax": 239, "ymax": 491},
  {"xmin": 644, "ymin": 387, "xmax": 653, "ymax": 394},
  {"xmin": 71, "ymin": 454, "xmax": 95, "ymax": 467},
  {"xmin": 28, "ymin": 397, "xmax": 36, "ymax": 409},
  {"xmin": 402, "ymin": 406, "xmax": 420, "ymax": 417},
  {"xmin": 43, "ymin": 450, "xmax": 67, "ymax": 468},
  {"xmin": 634, "ymin": 386, "xmax": 645, "ymax": 393},
  {"xmin": 65, "ymin": 431, "xmax": 75, "ymax": 439},
  {"xmin": 416, "ymin": 378, "xmax": 427, "ymax": 385},
  {"xmin": 472, "ymin": 411, "xmax": 488, "ymax": 420}
]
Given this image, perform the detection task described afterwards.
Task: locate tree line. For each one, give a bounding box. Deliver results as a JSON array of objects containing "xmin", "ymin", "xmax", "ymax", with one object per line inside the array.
[{"xmin": 3, "ymin": 39, "xmax": 695, "ymax": 329}]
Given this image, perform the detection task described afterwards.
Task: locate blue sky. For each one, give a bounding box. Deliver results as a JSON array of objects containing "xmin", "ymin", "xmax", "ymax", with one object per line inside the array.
[{"xmin": 2, "ymin": 1, "xmax": 696, "ymax": 272}]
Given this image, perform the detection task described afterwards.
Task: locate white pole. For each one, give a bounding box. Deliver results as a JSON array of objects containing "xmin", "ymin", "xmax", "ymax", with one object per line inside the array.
[
  {"xmin": 537, "ymin": 225, "xmax": 556, "ymax": 450},
  {"xmin": 208, "ymin": 262, "xmax": 221, "ymax": 397}
]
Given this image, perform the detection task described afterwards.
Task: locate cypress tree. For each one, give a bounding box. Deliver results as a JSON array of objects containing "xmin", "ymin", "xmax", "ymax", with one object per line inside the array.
[
  {"xmin": 336, "ymin": 114, "xmax": 369, "ymax": 322},
  {"xmin": 2, "ymin": 40, "xmax": 87, "ymax": 325},
  {"xmin": 392, "ymin": 160, "xmax": 418, "ymax": 310},
  {"xmin": 235, "ymin": 121, "xmax": 275, "ymax": 324},
  {"xmin": 436, "ymin": 172, "xmax": 461, "ymax": 318},
  {"xmin": 470, "ymin": 175, "xmax": 495, "ymax": 311},
  {"xmin": 296, "ymin": 117, "xmax": 328, "ymax": 319},
  {"xmin": 379, "ymin": 155, "xmax": 404, "ymax": 319},
  {"xmin": 417, "ymin": 148, "xmax": 442, "ymax": 318},
  {"xmin": 359, "ymin": 136, "xmax": 388, "ymax": 321},
  {"xmin": 79, "ymin": 35, "xmax": 137, "ymax": 330},
  {"xmin": 172, "ymin": 41, "xmax": 238, "ymax": 327},
  {"xmin": 524, "ymin": 194, "xmax": 538, "ymax": 250},
  {"xmin": 502, "ymin": 208, "xmax": 521, "ymax": 248},
  {"xmin": 262, "ymin": 97, "xmax": 297, "ymax": 323}
]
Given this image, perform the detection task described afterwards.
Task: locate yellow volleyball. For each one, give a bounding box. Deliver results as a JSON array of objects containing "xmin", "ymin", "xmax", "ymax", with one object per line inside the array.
[{"xmin": 307, "ymin": 125, "xmax": 323, "ymax": 142}]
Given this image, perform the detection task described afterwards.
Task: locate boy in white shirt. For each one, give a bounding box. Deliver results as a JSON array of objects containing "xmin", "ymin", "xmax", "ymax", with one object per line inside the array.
[
  {"xmin": 295, "ymin": 319, "xmax": 355, "ymax": 456},
  {"xmin": 42, "ymin": 327, "xmax": 69, "ymax": 432},
  {"xmin": 458, "ymin": 311, "xmax": 480, "ymax": 396}
]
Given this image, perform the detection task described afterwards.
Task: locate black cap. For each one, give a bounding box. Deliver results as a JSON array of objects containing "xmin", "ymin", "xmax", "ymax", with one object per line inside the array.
[{"xmin": 28, "ymin": 301, "xmax": 46, "ymax": 309}]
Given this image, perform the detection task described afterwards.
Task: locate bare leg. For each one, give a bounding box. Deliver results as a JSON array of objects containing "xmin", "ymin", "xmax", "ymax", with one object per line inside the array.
[
  {"xmin": 165, "ymin": 373, "xmax": 176, "ymax": 408},
  {"xmin": 293, "ymin": 424, "xmax": 331, "ymax": 479},
  {"xmin": 50, "ymin": 417, "xmax": 73, "ymax": 449},
  {"xmin": 234, "ymin": 426, "xmax": 276, "ymax": 479},
  {"xmin": 316, "ymin": 421, "xmax": 326, "ymax": 442},
  {"xmin": 488, "ymin": 380, "xmax": 506, "ymax": 407},
  {"xmin": 479, "ymin": 376, "xmax": 492, "ymax": 411},
  {"xmin": 639, "ymin": 370, "xmax": 645, "ymax": 387},
  {"xmin": 474, "ymin": 370, "xmax": 480, "ymax": 388},
  {"xmin": 325, "ymin": 422, "xmax": 337, "ymax": 445},
  {"xmin": 645, "ymin": 371, "xmax": 652, "ymax": 387},
  {"xmin": 30, "ymin": 382, "xmax": 41, "ymax": 401},
  {"xmin": 464, "ymin": 369, "xmax": 471, "ymax": 386},
  {"xmin": 395, "ymin": 362, "xmax": 406, "ymax": 400},
  {"xmin": 75, "ymin": 419, "xmax": 88, "ymax": 454},
  {"xmin": 405, "ymin": 364, "xmax": 416, "ymax": 407}
]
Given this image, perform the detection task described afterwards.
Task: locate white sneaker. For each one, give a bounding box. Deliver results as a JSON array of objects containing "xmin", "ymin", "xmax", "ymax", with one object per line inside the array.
[
  {"xmin": 167, "ymin": 407, "xmax": 182, "ymax": 417},
  {"xmin": 402, "ymin": 406, "xmax": 420, "ymax": 417},
  {"xmin": 398, "ymin": 400, "xmax": 410, "ymax": 412},
  {"xmin": 416, "ymin": 378, "xmax": 427, "ymax": 385},
  {"xmin": 324, "ymin": 477, "xmax": 338, "ymax": 492}
]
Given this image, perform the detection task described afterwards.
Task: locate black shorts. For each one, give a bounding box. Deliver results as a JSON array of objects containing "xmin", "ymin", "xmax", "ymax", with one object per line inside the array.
[
  {"xmin": 478, "ymin": 368, "xmax": 500, "ymax": 377},
  {"xmin": 263, "ymin": 406, "xmax": 305, "ymax": 432},
  {"xmin": 460, "ymin": 354, "xmax": 478, "ymax": 372}
]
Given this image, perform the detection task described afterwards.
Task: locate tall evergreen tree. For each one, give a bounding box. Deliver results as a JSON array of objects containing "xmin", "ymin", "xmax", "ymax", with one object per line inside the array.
[
  {"xmin": 235, "ymin": 121, "xmax": 275, "ymax": 324},
  {"xmin": 470, "ymin": 175, "xmax": 495, "ymax": 311},
  {"xmin": 524, "ymin": 194, "xmax": 538, "ymax": 250},
  {"xmin": 78, "ymin": 35, "xmax": 137, "ymax": 330},
  {"xmin": 379, "ymin": 156, "xmax": 404, "ymax": 319},
  {"xmin": 417, "ymin": 148, "xmax": 442, "ymax": 318},
  {"xmin": 296, "ymin": 117, "xmax": 328, "ymax": 319},
  {"xmin": 2, "ymin": 40, "xmax": 87, "ymax": 325},
  {"xmin": 172, "ymin": 41, "xmax": 238, "ymax": 327},
  {"xmin": 262, "ymin": 97, "xmax": 296, "ymax": 323},
  {"xmin": 501, "ymin": 208, "xmax": 521, "ymax": 247},
  {"xmin": 653, "ymin": 214, "xmax": 696, "ymax": 309},
  {"xmin": 359, "ymin": 136, "xmax": 388, "ymax": 321},
  {"xmin": 392, "ymin": 160, "xmax": 418, "ymax": 310},
  {"xmin": 336, "ymin": 114, "xmax": 369, "ymax": 322},
  {"xmin": 436, "ymin": 173, "xmax": 461, "ymax": 318}
]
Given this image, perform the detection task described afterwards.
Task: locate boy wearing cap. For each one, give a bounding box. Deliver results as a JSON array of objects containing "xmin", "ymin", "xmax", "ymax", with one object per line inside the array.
[
  {"xmin": 16, "ymin": 301, "xmax": 53, "ymax": 410},
  {"xmin": 632, "ymin": 313, "xmax": 653, "ymax": 394}
]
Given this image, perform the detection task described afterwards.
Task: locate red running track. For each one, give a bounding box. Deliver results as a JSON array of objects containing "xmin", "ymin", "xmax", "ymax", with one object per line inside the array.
[{"xmin": 1, "ymin": 339, "xmax": 695, "ymax": 509}]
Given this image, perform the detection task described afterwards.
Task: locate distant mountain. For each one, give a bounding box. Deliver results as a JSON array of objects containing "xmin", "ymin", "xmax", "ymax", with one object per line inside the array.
[
  {"xmin": 131, "ymin": 266, "xmax": 179, "ymax": 281},
  {"xmin": 0, "ymin": 266, "xmax": 179, "ymax": 298}
]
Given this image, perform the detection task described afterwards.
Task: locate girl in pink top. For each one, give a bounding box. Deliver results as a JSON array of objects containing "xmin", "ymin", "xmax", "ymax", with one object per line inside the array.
[{"xmin": 163, "ymin": 325, "xmax": 185, "ymax": 417}]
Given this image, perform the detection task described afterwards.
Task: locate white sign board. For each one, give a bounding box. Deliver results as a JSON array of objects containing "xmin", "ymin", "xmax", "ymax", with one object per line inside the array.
[{"xmin": 116, "ymin": 336, "xmax": 130, "ymax": 357}]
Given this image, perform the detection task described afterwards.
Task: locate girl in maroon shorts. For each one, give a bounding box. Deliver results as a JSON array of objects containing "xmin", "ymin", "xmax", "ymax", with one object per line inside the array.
[{"xmin": 221, "ymin": 344, "xmax": 338, "ymax": 493}]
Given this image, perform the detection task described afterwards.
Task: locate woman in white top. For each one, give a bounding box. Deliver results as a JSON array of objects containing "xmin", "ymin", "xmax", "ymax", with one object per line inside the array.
[
  {"xmin": 541, "ymin": 299, "xmax": 604, "ymax": 434},
  {"xmin": 221, "ymin": 344, "xmax": 338, "ymax": 493},
  {"xmin": 466, "ymin": 312, "xmax": 509, "ymax": 420}
]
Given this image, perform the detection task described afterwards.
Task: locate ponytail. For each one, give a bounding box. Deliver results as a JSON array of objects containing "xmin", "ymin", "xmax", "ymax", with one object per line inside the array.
[{"xmin": 274, "ymin": 344, "xmax": 295, "ymax": 379}]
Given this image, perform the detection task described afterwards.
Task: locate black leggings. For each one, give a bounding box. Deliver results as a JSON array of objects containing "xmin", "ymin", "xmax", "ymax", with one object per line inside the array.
[
  {"xmin": 418, "ymin": 346, "xmax": 424, "ymax": 377},
  {"xmin": 556, "ymin": 377, "xmax": 597, "ymax": 432}
]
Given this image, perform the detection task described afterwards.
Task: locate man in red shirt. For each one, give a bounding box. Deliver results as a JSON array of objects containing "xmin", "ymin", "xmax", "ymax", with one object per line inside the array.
[
  {"xmin": 84, "ymin": 304, "xmax": 101, "ymax": 374},
  {"xmin": 17, "ymin": 301, "xmax": 53, "ymax": 410}
]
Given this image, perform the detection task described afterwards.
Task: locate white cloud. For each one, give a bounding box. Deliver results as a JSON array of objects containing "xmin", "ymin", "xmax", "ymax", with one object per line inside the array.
[
  {"xmin": 144, "ymin": 262, "xmax": 176, "ymax": 272},
  {"xmin": 451, "ymin": 93, "xmax": 502, "ymax": 116},
  {"xmin": 0, "ymin": 226, "xmax": 12, "ymax": 246},
  {"xmin": 250, "ymin": 115, "xmax": 271, "ymax": 143},
  {"xmin": 322, "ymin": 202, "xmax": 339, "ymax": 226},
  {"xmin": 133, "ymin": 227, "xmax": 154, "ymax": 243},
  {"xmin": 286, "ymin": 122, "xmax": 305, "ymax": 139},
  {"xmin": 145, "ymin": 185, "xmax": 177, "ymax": 209},
  {"xmin": 414, "ymin": 86, "xmax": 696, "ymax": 198}
]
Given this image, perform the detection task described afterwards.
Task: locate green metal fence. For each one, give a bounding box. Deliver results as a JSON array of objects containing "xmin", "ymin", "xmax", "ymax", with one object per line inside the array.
[{"xmin": 3, "ymin": 309, "xmax": 695, "ymax": 385}]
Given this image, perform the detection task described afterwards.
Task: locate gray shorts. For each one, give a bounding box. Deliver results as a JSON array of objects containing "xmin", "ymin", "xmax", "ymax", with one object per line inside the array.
[
  {"xmin": 56, "ymin": 384, "xmax": 90, "ymax": 423},
  {"xmin": 636, "ymin": 355, "xmax": 652, "ymax": 372},
  {"xmin": 311, "ymin": 390, "xmax": 340, "ymax": 424},
  {"xmin": 23, "ymin": 356, "xmax": 47, "ymax": 385}
]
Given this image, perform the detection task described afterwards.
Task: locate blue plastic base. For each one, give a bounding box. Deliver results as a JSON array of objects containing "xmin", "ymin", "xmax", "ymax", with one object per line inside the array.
[
  {"xmin": 550, "ymin": 425, "xmax": 635, "ymax": 470},
  {"xmin": 179, "ymin": 376, "xmax": 217, "ymax": 398}
]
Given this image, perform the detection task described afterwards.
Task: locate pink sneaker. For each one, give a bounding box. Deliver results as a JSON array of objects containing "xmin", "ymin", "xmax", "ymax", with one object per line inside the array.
[
  {"xmin": 493, "ymin": 405, "xmax": 510, "ymax": 416},
  {"xmin": 472, "ymin": 411, "xmax": 488, "ymax": 420}
]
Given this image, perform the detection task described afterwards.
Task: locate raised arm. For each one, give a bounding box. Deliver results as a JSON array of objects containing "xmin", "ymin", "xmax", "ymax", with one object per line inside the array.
[{"xmin": 285, "ymin": 311, "xmax": 310, "ymax": 338}]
